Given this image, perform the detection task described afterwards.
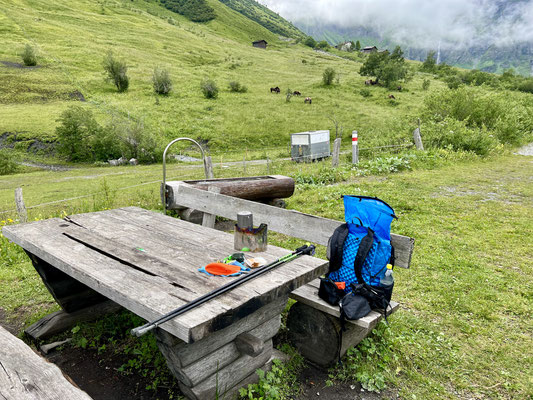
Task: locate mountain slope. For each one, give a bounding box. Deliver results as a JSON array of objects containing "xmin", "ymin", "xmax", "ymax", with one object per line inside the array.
[{"xmin": 219, "ymin": 0, "xmax": 305, "ymax": 39}]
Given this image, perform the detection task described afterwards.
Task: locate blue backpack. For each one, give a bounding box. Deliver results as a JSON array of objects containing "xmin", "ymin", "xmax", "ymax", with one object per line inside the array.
[{"xmin": 324, "ymin": 196, "xmax": 397, "ymax": 304}]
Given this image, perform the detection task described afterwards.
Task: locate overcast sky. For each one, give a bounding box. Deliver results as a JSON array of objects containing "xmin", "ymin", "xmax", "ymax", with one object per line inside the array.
[{"xmin": 258, "ymin": 0, "xmax": 533, "ymax": 49}]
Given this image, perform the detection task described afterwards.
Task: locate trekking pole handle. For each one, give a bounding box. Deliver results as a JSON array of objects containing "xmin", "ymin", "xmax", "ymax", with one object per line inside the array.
[
  {"xmin": 295, "ymin": 244, "xmax": 316, "ymax": 256},
  {"xmin": 131, "ymin": 323, "xmax": 156, "ymax": 337}
]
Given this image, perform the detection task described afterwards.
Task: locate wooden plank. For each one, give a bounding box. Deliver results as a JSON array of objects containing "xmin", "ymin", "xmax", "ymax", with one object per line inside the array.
[
  {"xmin": 166, "ymin": 184, "xmax": 414, "ymax": 268},
  {"xmin": 154, "ymin": 296, "xmax": 286, "ymax": 368},
  {"xmin": 289, "ymin": 279, "xmax": 400, "ymax": 329},
  {"xmin": 25, "ymin": 300, "xmax": 122, "ymax": 341},
  {"xmin": 174, "ymin": 315, "xmax": 280, "ymax": 387},
  {"xmin": 2, "ymin": 219, "xmax": 217, "ymax": 343},
  {"xmin": 179, "ymin": 340, "xmax": 273, "ymax": 400},
  {"xmin": 73, "ymin": 208, "xmax": 328, "ymax": 342},
  {"xmin": 0, "ymin": 326, "xmax": 93, "ymax": 400},
  {"xmin": 201, "ymin": 186, "xmax": 220, "ymax": 228}
]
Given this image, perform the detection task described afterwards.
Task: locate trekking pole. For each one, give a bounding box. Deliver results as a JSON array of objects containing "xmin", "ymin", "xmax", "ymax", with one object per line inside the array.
[{"xmin": 131, "ymin": 244, "xmax": 316, "ymax": 337}]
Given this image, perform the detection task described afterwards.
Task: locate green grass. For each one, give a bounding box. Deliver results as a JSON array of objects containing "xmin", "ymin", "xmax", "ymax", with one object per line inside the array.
[{"xmin": 1, "ymin": 153, "xmax": 531, "ymax": 399}]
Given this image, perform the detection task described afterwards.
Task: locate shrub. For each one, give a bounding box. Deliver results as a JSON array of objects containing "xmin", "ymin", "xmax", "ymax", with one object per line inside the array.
[
  {"xmin": 103, "ymin": 51, "xmax": 129, "ymax": 92},
  {"xmin": 228, "ymin": 81, "xmax": 247, "ymax": 93},
  {"xmin": 316, "ymin": 40, "xmax": 329, "ymax": 50},
  {"xmin": 360, "ymin": 88, "xmax": 371, "ymax": 97},
  {"xmin": 517, "ymin": 79, "xmax": 533, "ymax": 94},
  {"xmin": 285, "ymin": 87, "xmax": 292, "ymax": 102},
  {"xmin": 446, "ymin": 75, "xmax": 462, "ymax": 89},
  {"xmin": 152, "ymin": 67, "xmax": 172, "ymax": 95},
  {"xmin": 0, "ymin": 149, "xmax": 18, "ymax": 175},
  {"xmin": 323, "ymin": 67, "xmax": 336, "ymax": 85},
  {"xmin": 201, "ymin": 78, "xmax": 218, "ymax": 99},
  {"xmin": 160, "ymin": 0, "xmax": 215, "ymax": 22},
  {"xmin": 422, "ymin": 78, "xmax": 430, "ymax": 91},
  {"xmin": 303, "ymin": 36, "xmax": 316, "ymax": 48},
  {"xmin": 56, "ymin": 106, "xmax": 101, "ymax": 161},
  {"xmin": 21, "ymin": 44, "xmax": 37, "ymax": 66}
]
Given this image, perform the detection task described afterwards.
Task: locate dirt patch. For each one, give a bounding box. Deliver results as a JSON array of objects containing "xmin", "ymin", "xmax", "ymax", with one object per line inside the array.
[
  {"xmin": 0, "ymin": 307, "xmax": 22, "ymax": 335},
  {"xmin": 297, "ymin": 365, "xmax": 397, "ymax": 400},
  {"xmin": 1, "ymin": 60, "xmax": 41, "ymax": 69},
  {"xmin": 45, "ymin": 346, "xmax": 180, "ymax": 400}
]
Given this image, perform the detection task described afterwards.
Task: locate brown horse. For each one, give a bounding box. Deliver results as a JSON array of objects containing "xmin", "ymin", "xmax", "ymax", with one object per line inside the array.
[
  {"xmin": 293, "ymin": 90, "xmax": 302, "ymax": 96},
  {"xmin": 270, "ymin": 86, "xmax": 280, "ymax": 93},
  {"xmin": 304, "ymin": 97, "xmax": 312, "ymax": 104}
]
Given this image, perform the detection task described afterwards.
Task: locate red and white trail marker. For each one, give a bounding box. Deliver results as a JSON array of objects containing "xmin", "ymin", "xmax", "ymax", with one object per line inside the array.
[{"xmin": 352, "ymin": 131, "xmax": 359, "ymax": 164}]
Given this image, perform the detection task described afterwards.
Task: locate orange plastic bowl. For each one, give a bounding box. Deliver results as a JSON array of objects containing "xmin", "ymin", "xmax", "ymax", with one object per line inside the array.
[{"xmin": 204, "ymin": 263, "xmax": 241, "ymax": 276}]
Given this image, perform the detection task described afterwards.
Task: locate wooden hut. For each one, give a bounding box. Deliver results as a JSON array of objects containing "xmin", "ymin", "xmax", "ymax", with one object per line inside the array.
[{"xmin": 361, "ymin": 45, "xmax": 378, "ymax": 53}]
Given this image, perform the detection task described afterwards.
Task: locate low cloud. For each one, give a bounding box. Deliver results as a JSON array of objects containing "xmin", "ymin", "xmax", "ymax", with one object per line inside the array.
[{"xmin": 259, "ymin": 0, "xmax": 533, "ymax": 49}]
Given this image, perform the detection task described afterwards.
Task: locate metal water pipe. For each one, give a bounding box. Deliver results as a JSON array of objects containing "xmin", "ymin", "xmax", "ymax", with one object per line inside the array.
[{"xmin": 162, "ymin": 137, "xmax": 209, "ymax": 213}]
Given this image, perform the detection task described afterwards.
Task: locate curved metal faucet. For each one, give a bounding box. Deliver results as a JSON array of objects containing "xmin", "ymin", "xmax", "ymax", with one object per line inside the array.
[{"xmin": 162, "ymin": 137, "xmax": 209, "ymax": 213}]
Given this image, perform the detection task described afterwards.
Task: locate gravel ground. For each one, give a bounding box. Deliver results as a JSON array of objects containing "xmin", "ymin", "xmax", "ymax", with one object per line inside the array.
[{"xmin": 516, "ymin": 143, "xmax": 533, "ymax": 156}]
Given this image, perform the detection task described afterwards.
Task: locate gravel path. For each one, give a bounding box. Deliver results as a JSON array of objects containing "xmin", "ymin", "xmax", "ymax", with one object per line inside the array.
[{"xmin": 516, "ymin": 143, "xmax": 533, "ymax": 156}]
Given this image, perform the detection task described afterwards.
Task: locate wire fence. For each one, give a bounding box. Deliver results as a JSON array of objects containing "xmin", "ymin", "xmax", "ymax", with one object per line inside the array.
[{"xmin": 0, "ymin": 141, "xmax": 418, "ymax": 219}]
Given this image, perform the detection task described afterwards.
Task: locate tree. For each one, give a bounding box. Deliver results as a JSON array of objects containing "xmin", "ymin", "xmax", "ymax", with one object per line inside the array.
[
  {"xmin": 316, "ymin": 40, "xmax": 329, "ymax": 50},
  {"xmin": 355, "ymin": 40, "xmax": 361, "ymax": 51},
  {"xmin": 421, "ymin": 51, "xmax": 437, "ymax": 72},
  {"xmin": 56, "ymin": 106, "xmax": 100, "ymax": 161},
  {"xmin": 359, "ymin": 48, "xmax": 408, "ymax": 88},
  {"xmin": 304, "ymin": 36, "xmax": 316, "ymax": 48},
  {"xmin": 103, "ymin": 51, "xmax": 129, "ymax": 92}
]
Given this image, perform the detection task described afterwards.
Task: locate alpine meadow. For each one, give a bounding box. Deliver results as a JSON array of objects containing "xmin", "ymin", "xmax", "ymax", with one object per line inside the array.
[{"xmin": 0, "ymin": 1, "xmax": 532, "ymax": 400}]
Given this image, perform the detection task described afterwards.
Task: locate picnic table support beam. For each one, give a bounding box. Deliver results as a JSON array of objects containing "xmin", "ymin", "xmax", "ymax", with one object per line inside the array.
[
  {"xmin": 25, "ymin": 252, "xmax": 108, "ymax": 313},
  {"xmin": 154, "ymin": 297, "xmax": 287, "ymax": 400}
]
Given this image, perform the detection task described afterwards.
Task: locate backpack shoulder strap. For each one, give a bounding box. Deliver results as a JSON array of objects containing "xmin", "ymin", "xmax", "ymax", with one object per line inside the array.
[
  {"xmin": 327, "ymin": 223, "xmax": 349, "ymax": 273},
  {"xmin": 353, "ymin": 227, "xmax": 374, "ymax": 284}
]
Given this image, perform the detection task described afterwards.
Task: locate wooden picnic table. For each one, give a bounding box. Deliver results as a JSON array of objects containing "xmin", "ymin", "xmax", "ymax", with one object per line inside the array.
[{"xmin": 2, "ymin": 207, "xmax": 328, "ymax": 400}]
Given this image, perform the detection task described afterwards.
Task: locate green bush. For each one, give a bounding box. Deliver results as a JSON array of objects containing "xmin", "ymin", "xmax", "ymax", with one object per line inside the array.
[
  {"xmin": 21, "ymin": 44, "xmax": 37, "ymax": 66},
  {"xmin": 201, "ymin": 78, "xmax": 218, "ymax": 99},
  {"xmin": 0, "ymin": 149, "xmax": 18, "ymax": 175},
  {"xmin": 152, "ymin": 67, "xmax": 172, "ymax": 95},
  {"xmin": 323, "ymin": 67, "xmax": 336, "ymax": 85},
  {"xmin": 316, "ymin": 40, "xmax": 329, "ymax": 50},
  {"xmin": 446, "ymin": 75, "xmax": 462, "ymax": 89},
  {"xmin": 517, "ymin": 79, "xmax": 533, "ymax": 94},
  {"xmin": 303, "ymin": 36, "xmax": 316, "ymax": 48},
  {"xmin": 56, "ymin": 106, "xmax": 101, "ymax": 161},
  {"xmin": 422, "ymin": 78, "xmax": 430, "ymax": 91},
  {"xmin": 103, "ymin": 51, "xmax": 129, "ymax": 92},
  {"xmin": 228, "ymin": 80, "xmax": 247, "ymax": 93},
  {"xmin": 420, "ymin": 50, "xmax": 436, "ymax": 72},
  {"xmin": 360, "ymin": 88, "xmax": 371, "ymax": 97}
]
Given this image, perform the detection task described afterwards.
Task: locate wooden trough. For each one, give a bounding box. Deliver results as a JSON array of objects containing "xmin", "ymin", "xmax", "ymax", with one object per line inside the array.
[{"xmin": 164, "ymin": 175, "xmax": 295, "ymax": 223}]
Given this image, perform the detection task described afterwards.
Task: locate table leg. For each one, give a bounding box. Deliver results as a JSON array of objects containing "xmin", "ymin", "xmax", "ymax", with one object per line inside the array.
[
  {"xmin": 154, "ymin": 296, "xmax": 288, "ymax": 400},
  {"xmin": 25, "ymin": 251, "xmax": 107, "ymax": 313}
]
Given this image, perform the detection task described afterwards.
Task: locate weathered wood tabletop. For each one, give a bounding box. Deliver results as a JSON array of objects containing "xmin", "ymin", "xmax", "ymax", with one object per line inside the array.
[{"xmin": 3, "ymin": 207, "xmax": 328, "ymax": 343}]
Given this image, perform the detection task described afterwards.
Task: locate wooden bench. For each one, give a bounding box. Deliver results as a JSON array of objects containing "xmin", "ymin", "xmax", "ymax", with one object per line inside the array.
[
  {"xmin": 165, "ymin": 182, "xmax": 415, "ymax": 366},
  {"xmin": 0, "ymin": 326, "xmax": 92, "ymax": 400}
]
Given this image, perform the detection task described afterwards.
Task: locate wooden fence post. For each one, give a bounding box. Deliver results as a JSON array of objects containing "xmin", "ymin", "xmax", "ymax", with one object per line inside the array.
[
  {"xmin": 351, "ymin": 131, "xmax": 359, "ymax": 164},
  {"xmin": 332, "ymin": 138, "xmax": 341, "ymax": 167},
  {"xmin": 205, "ymin": 156, "xmax": 214, "ymax": 179},
  {"xmin": 413, "ymin": 119, "xmax": 424, "ymax": 150},
  {"xmin": 15, "ymin": 188, "xmax": 27, "ymax": 223}
]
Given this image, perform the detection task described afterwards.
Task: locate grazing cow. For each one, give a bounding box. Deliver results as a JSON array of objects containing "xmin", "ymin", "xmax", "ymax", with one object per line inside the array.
[
  {"xmin": 293, "ymin": 90, "xmax": 302, "ymax": 96},
  {"xmin": 388, "ymin": 94, "xmax": 396, "ymax": 99},
  {"xmin": 397, "ymin": 86, "xmax": 402, "ymax": 91},
  {"xmin": 270, "ymin": 86, "xmax": 280, "ymax": 93},
  {"xmin": 365, "ymin": 79, "xmax": 378, "ymax": 85},
  {"xmin": 304, "ymin": 97, "xmax": 312, "ymax": 104}
]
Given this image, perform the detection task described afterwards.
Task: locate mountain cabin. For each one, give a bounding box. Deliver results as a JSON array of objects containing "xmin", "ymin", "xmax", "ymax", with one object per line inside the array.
[
  {"xmin": 252, "ymin": 40, "xmax": 268, "ymax": 49},
  {"xmin": 362, "ymin": 46, "xmax": 378, "ymax": 53}
]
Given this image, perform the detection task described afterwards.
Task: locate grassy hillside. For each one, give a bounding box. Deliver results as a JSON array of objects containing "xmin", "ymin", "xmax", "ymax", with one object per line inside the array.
[{"xmin": 0, "ymin": 0, "xmax": 443, "ymax": 160}]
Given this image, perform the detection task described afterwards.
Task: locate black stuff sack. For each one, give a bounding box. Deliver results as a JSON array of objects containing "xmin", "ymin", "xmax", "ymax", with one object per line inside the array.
[
  {"xmin": 318, "ymin": 277, "xmax": 345, "ymax": 306},
  {"xmin": 339, "ymin": 291, "xmax": 371, "ymax": 321}
]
